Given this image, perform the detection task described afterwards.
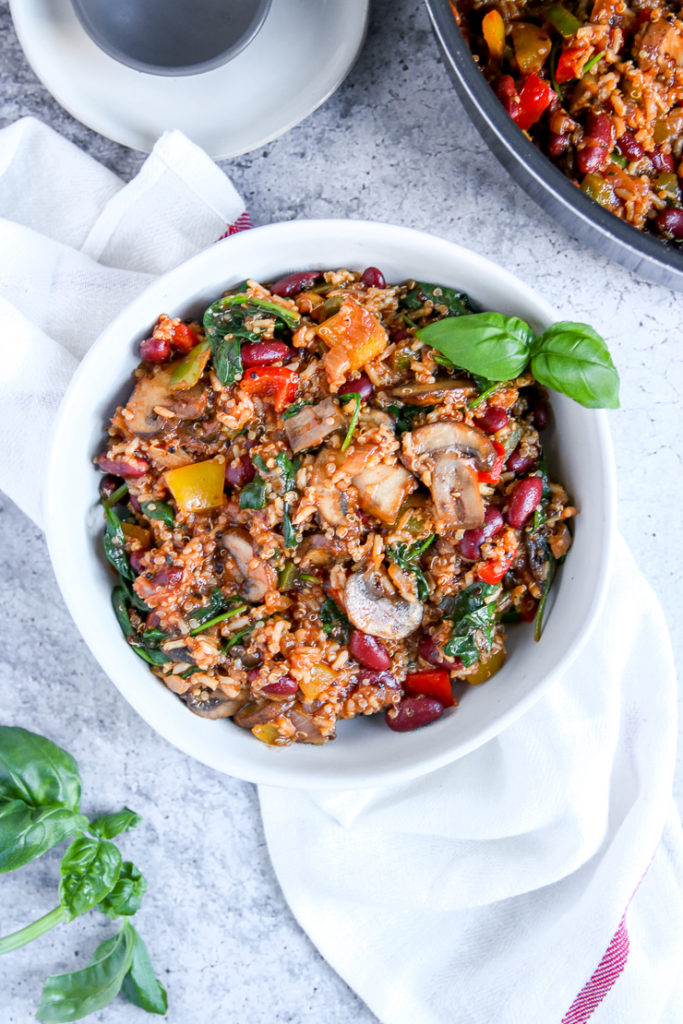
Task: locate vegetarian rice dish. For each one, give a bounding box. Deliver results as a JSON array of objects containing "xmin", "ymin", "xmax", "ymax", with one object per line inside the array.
[
  {"xmin": 453, "ymin": 0, "xmax": 683, "ymax": 243},
  {"xmin": 96, "ymin": 268, "xmax": 575, "ymax": 746}
]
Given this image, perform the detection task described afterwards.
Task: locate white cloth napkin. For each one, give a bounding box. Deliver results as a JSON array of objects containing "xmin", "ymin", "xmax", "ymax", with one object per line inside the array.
[{"xmin": 1, "ymin": 117, "xmax": 681, "ymax": 1024}]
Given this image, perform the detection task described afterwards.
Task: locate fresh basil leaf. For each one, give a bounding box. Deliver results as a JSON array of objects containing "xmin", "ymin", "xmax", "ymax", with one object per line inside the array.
[
  {"xmin": 59, "ymin": 836, "xmax": 121, "ymax": 920},
  {"xmin": 97, "ymin": 861, "xmax": 147, "ymax": 920},
  {"xmin": 0, "ymin": 801, "xmax": 88, "ymax": 874},
  {"xmin": 320, "ymin": 598, "xmax": 351, "ymax": 641},
  {"xmin": 140, "ymin": 500, "xmax": 175, "ymax": 527},
  {"xmin": 239, "ymin": 474, "xmax": 267, "ymax": 510},
  {"xmin": 339, "ymin": 392, "xmax": 361, "ymax": 452},
  {"xmin": 36, "ymin": 922, "xmax": 136, "ymax": 1023},
  {"xmin": 530, "ymin": 322, "xmax": 620, "ymax": 409},
  {"xmin": 417, "ymin": 313, "xmax": 533, "ymax": 381},
  {"xmin": 0, "ymin": 727, "xmax": 82, "ymax": 811},
  {"xmin": 89, "ymin": 808, "xmax": 141, "ymax": 841},
  {"xmin": 121, "ymin": 927, "xmax": 168, "ymax": 1015},
  {"xmin": 400, "ymin": 282, "xmax": 475, "ymax": 317}
]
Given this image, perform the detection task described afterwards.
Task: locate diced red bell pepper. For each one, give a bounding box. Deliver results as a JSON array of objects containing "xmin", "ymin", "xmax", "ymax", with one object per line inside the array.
[
  {"xmin": 478, "ymin": 440, "xmax": 506, "ymax": 485},
  {"xmin": 555, "ymin": 43, "xmax": 591, "ymax": 83},
  {"xmin": 513, "ymin": 74, "xmax": 554, "ymax": 131},
  {"xmin": 477, "ymin": 550, "xmax": 517, "ymax": 584},
  {"xmin": 241, "ymin": 366, "xmax": 299, "ymax": 412},
  {"xmin": 403, "ymin": 670, "xmax": 454, "ymax": 708}
]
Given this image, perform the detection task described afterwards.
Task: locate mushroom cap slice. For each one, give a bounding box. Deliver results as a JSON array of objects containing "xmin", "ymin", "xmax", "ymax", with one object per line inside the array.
[
  {"xmin": 390, "ymin": 380, "xmax": 475, "ymax": 406},
  {"xmin": 352, "ymin": 463, "xmax": 416, "ymax": 524},
  {"xmin": 403, "ymin": 421, "xmax": 496, "ymax": 471},
  {"xmin": 344, "ymin": 570, "xmax": 423, "ymax": 640},
  {"xmin": 429, "ymin": 452, "xmax": 484, "ymax": 533},
  {"xmin": 220, "ymin": 528, "xmax": 276, "ymax": 603},
  {"xmin": 283, "ymin": 397, "xmax": 344, "ymax": 453},
  {"xmin": 183, "ymin": 685, "xmax": 249, "ymax": 719},
  {"xmin": 125, "ymin": 367, "xmax": 207, "ymax": 436}
]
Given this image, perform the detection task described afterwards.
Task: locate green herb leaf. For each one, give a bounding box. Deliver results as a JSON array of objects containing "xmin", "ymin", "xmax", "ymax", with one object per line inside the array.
[
  {"xmin": 111, "ymin": 587, "xmax": 133, "ymax": 639},
  {"xmin": 103, "ymin": 505, "xmax": 135, "ymax": 582},
  {"xmin": 59, "ymin": 836, "xmax": 122, "ymax": 921},
  {"xmin": 282, "ymin": 400, "xmax": 313, "ymax": 420},
  {"xmin": 251, "ymin": 453, "xmax": 269, "ymax": 474},
  {"xmin": 0, "ymin": 802, "xmax": 88, "ymax": 875},
  {"xmin": 417, "ymin": 313, "xmax": 533, "ymax": 381},
  {"xmin": 320, "ymin": 598, "xmax": 351, "ymax": 641},
  {"xmin": 530, "ymin": 322, "xmax": 620, "ymax": 408},
  {"xmin": 582, "ymin": 50, "xmax": 605, "ymax": 76},
  {"xmin": 274, "ymin": 451, "xmax": 300, "ymax": 493},
  {"xmin": 140, "ymin": 500, "xmax": 175, "ymax": 527},
  {"xmin": 185, "ymin": 587, "xmax": 228, "ymax": 629},
  {"xmin": 239, "ymin": 474, "xmax": 267, "ymax": 510},
  {"xmin": 89, "ymin": 808, "xmax": 141, "ymax": 841},
  {"xmin": 282, "ymin": 504, "xmax": 297, "ymax": 549},
  {"xmin": 387, "ymin": 403, "xmax": 426, "ymax": 433},
  {"xmin": 339, "ymin": 392, "xmax": 362, "ymax": 452},
  {"xmin": 386, "ymin": 536, "xmax": 435, "ymax": 602},
  {"xmin": 188, "ymin": 604, "xmax": 247, "ymax": 636},
  {"xmin": 121, "ymin": 927, "xmax": 168, "ymax": 1015},
  {"xmin": 223, "ymin": 624, "xmax": 256, "ymax": 652},
  {"xmin": 400, "ymin": 282, "xmax": 474, "ymax": 317},
  {"xmin": 97, "ymin": 861, "xmax": 147, "ymax": 920},
  {"xmin": 101, "ymin": 482, "xmax": 128, "ymax": 508},
  {"xmin": 36, "ymin": 922, "xmax": 136, "ymax": 1023},
  {"xmin": 444, "ymin": 582, "xmax": 500, "ymax": 666}
]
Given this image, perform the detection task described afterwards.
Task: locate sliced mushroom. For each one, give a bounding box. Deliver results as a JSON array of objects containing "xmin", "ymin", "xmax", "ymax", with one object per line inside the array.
[
  {"xmin": 220, "ymin": 528, "xmax": 277, "ymax": 603},
  {"xmin": 183, "ymin": 685, "xmax": 249, "ymax": 719},
  {"xmin": 125, "ymin": 367, "xmax": 207, "ymax": 436},
  {"xmin": 299, "ymin": 534, "xmax": 349, "ymax": 567},
  {"xmin": 311, "ymin": 450, "xmax": 349, "ymax": 527},
  {"xmin": 428, "ymin": 452, "xmax": 484, "ymax": 533},
  {"xmin": 344, "ymin": 570, "xmax": 423, "ymax": 640},
  {"xmin": 403, "ymin": 421, "xmax": 495, "ymax": 471},
  {"xmin": 390, "ymin": 379, "xmax": 475, "ymax": 405},
  {"xmin": 352, "ymin": 463, "xmax": 416, "ymax": 524},
  {"xmin": 283, "ymin": 397, "xmax": 344, "ymax": 453},
  {"xmin": 234, "ymin": 698, "xmax": 294, "ymax": 730}
]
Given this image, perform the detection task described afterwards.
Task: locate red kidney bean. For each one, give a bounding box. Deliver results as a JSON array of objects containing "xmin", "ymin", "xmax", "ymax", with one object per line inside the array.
[
  {"xmin": 532, "ymin": 397, "xmax": 550, "ymax": 429},
  {"xmin": 148, "ymin": 566, "xmax": 183, "ymax": 588},
  {"xmin": 505, "ymin": 476, "xmax": 543, "ymax": 528},
  {"xmin": 617, "ymin": 130, "xmax": 644, "ymax": 161},
  {"xmin": 577, "ymin": 111, "xmax": 612, "ymax": 174},
  {"xmin": 506, "ymin": 447, "xmax": 537, "ymax": 476},
  {"xmin": 262, "ymin": 675, "xmax": 299, "ymax": 697},
  {"xmin": 98, "ymin": 473, "xmax": 123, "ymax": 500},
  {"xmin": 241, "ymin": 341, "xmax": 293, "ymax": 367},
  {"xmin": 146, "ymin": 612, "xmax": 161, "ymax": 629},
  {"xmin": 129, "ymin": 550, "xmax": 147, "ymax": 574},
  {"xmin": 270, "ymin": 271, "xmax": 321, "ymax": 297},
  {"xmin": 585, "ymin": 111, "xmax": 612, "ymax": 148},
  {"xmin": 357, "ymin": 669, "xmax": 399, "ymax": 689},
  {"xmin": 349, "ymin": 631, "xmax": 391, "ymax": 671},
  {"xmin": 390, "ymin": 327, "xmax": 411, "ymax": 343},
  {"xmin": 417, "ymin": 634, "xmax": 462, "ymax": 671},
  {"xmin": 495, "ymin": 75, "xmax": 521, "ymax": 120},
  {"xmin": 386, "ymin": 696, "xmax": 444, "ymax": 732},
  {"xmin": 459, "ymin": 506, "xmax": 504, "ymax": 560},
  {"xmin": 225, "ymin": 454, "xmax": 255, "ymax": 488},
  {"xmin": 475, "ymin": 406, "xmax": 508, "ymax": 433},
  {"xmin": 129, "ymin": 494, "xmax": 142, "ymax": 514},
  {"xmin": 656, "ymin": 208, "xmax": 683, "ymax": 240},
  {"xmin": 96, "ymin": 454, "xmax": 150, "ymax": 478},
  {"xmin": 139, "ymin": 335, "xmax": 171, "ymax": 363},
  {"xmin": 652, "ymin": 146, "xmax": 674, "ymax": 173},
  {"xmin": 338, "ymin": 374, "xmax": 374, "ymax": 401},
  {"xmin": 577, "ymin": 143, "xmax": 608, "ymax": 175},
  {"xmin": 548, "ymin": 133, "xmax": 570, "ymax": 159},
  {"xmin": 361, "ymin": 267, "xmax": 386, "ymax": 288},
  {"xmin": 247, "ymin": 668, "xmax": 261, "ymax": 684}
]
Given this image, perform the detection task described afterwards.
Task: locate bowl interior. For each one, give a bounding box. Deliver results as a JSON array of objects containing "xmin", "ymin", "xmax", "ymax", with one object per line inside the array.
[{"xmin": 45, "ymin": 220, "xmax": 615, "ymax": 789}]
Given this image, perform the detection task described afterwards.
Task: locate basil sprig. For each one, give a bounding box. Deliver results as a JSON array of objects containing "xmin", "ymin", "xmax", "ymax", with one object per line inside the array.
[{"xmin": 417, "ymin": 313, "xmax": 620, "ymax": 409}]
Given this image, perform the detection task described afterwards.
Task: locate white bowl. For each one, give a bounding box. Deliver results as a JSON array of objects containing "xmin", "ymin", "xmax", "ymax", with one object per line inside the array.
[{"xmin": 45, "ymin": 221, "xmax": 616, "ymax": 789}]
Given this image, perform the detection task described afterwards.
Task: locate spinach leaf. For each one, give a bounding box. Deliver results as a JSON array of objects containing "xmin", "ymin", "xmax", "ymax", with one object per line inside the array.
[
  {"xmin": 320, "ymin": 598, "xmax": 351, "ymax": 641},
  {"xmin": 275, "ymin": 452, "xmax": 300, "ymax": 548},
  {"xmin": 111, "ymin": 587, "xmax": 133, "ymax": 638},
  {"xmin": 531, "ymin": 455, "xmax": 551, "ymax": 532},
  {"xmin": 0, "ymin": 802, "xmax": 88, "ymax": 875},
  {"xmin": 89, "ymin": 809, "xmax": 141, "ymax": 841},
  {"xmin": 530, "ymin": 322, "xmax": 620, "ymax": 409},
  {"xmin": 282, "ymin": 504, "xmax": 296, "ymax": 549},
  {"xmin": 401, "ymin": 281, "xmax": 474, "ymax": 317},
  {"xmin": 534, "ymin": 553, "xmax": 557, "ymax": 642},
  {"xmin": 239, "ymin": 474, "xmax": 267, "ymax": 510},
  {"xmin": 203, "ymin": 292, "xmax": 300, "ymax": 386},
  {"xmin": 386, "ymin": 536, "xmax": 435, "ymax": 602},
  {"xmin": 188, "ymin": 604, "xmax": 247, "ymax": 636},
  {"xmin": 339, "ymin": 392, "xmax": 361, "ymax": 452},
  {"xmin": 128, "ymin": 641, "xmax": 171, "ymax": 666},
  {"xmin": 417, "ymin": 313, "xmax": 533, "ymax": 381},
  {"xmin": 444, "ymin": 582, "xmax": 501, "ymax": 667},
  {"xmin": 101, "ymin": 482, "xmax": 128, "ymax": 508},
  {"xmin": 387, "ymin": 403, "xmax": 426, "ymax": 433},
  {"xmin": 140, "ymin": 500, "xmax": 175, "ymax": 528},
  {"xmin": 222, "ymin": 624, "xmax": 256, "ymax": 652},
  {"xmin": 282, "ymin": 400, "xmax": 313, "ymax": 420},
  {"xmin": 102, "ymin": 504, "xmax": 135, "ymax": 582},
  {"xmin": 121, "ymin": 927, "xmax": 167, "ymax": 1015},
  {"xmin": 185, "ymin": 587, "xmax": 228, "ymax": 629},
  {"xmin": 36, "ymin": 922, "xmax": 136, "ymax": 1023},
  {"xmin": 59, "ymin": 836, "xmax": 121, "ymax": 920},
  {"xmin": 97, "ymin": 861, "xmax": 147, "ymax": 920}
]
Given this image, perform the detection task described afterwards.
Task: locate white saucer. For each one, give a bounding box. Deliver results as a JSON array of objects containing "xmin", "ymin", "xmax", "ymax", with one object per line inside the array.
[{"xmin": 10, "ymin": 0, "xmax": 369, "ymax": 158}]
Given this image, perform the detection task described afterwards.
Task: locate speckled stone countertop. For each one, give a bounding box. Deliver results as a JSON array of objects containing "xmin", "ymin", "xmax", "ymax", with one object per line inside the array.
[{"xmin": 1, "ymin": 0, "xmax": 681, "ymax": 1021}]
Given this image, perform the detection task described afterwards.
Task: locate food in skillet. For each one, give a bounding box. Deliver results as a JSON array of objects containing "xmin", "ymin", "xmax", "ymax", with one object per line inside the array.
[
  {"xmin": 95, "ymin": 268, "xmax": 618, "ymax": 747},
  {"xmin": 452, "ymin": 0, "xmax": 683, "ymax": 243}
]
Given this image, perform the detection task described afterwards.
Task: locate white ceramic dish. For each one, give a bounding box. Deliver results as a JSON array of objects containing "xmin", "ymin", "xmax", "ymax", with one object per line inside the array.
[
  {"xmin": 9, "ymin": 0, "xmax": 368, "ymax": 158},
  {"xmin": 45, "ymin": 220, "xmax": 616, "ymax": 789}
]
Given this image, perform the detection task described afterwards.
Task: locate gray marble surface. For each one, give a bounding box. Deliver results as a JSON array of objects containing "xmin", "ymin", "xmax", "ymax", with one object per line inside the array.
[{"xmin": 0, "ymin": 0, "xmax": 681, "ymax": 1021}]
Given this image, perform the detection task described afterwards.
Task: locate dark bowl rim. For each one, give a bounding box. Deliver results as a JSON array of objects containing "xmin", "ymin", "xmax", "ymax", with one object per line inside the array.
[{"xmin": 425, "ymin": 0, "xmax": 683, "ymax": 288}]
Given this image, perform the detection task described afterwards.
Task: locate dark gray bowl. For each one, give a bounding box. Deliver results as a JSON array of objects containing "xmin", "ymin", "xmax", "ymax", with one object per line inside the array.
[
  {"xmin": 71, "ymin": 0, "xmax": 271, "ymax": 76},
  {"xmin": 425, "ymin": 0, "xmax": 683, "ymax": 291}
]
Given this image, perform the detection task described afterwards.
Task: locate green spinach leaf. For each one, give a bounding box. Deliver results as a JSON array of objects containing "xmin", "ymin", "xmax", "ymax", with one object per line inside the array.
[
  {"xmin": 400, "ymin": 282, "xmax": 474, "ymax": 317},
  {"xmin": 444, "ymin": 582, "xmax": 501, "ymax": 667},
  {"xmin": 386, "ymin": 536, "xmax": 435, "ymax": 602},
  {"xmin": 140, "ymin": 500, "xmax": 175, "ymax": 528},
  {"xmin": 320, "ymin": 598, "xmax": 351, "ymax": 642},
  {"xmin": 387, "ymin": 403, "xmax": 426, "ymax": 433},
  {"xmin": 339, "ymin": 392, "xmax": 362, "ymax": 452},
  {"xmin": 239, "ymin": 474, "xmax": 267, "ymax": 510},
  {"xmin": 102, "ymin": 505, "xmax": 135, "ymax": 582}
]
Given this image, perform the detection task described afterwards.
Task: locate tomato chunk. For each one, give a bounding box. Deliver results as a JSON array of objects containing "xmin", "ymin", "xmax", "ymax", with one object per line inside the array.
[{"xmin": 240, "ymin": 366, "xmax": 299, "ymax": 412}]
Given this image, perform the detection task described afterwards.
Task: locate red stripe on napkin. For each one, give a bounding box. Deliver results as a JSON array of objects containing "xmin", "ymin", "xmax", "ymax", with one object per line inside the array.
[
  {"xmin": 215, "ymin": 211, "xmax": 253, "ymax": 241},
  {"xmin": 561, "ymin": 913, "xmax": 629, "ymax": 1023}
]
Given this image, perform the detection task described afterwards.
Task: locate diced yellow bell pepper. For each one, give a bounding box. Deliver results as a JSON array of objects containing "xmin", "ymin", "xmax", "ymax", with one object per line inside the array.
[
  {"xmin": 121, "ymin": 522, "xmax": 151, "ymax": 547},
  {"xmin": 482, "ymin": 10, "xmax": 505, "ymax": 60},
  {"xmin": 467, "ymin": 647, "xmax": 506, "ymax": 686},
  {"xmin": 318, "ymin": 297, "xmax": 388, "ymax": 384},
  {"xmin": 510, "ymin": 22, "xmax": 552, "ymax": 75},
  {"xmin": 164, "ymin": 458, "xmax": 225, "ymax": 514},
  {"xmin": 299, "ymin": 664, "xmax": 337, "ymax": 701},
  {"xmin": 169, "ymin": 339, "xmax": 211, "ymax": 391},
  {"xmin": 252, "ymin": 722, "xmax": 282, "ymax": 745}
]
